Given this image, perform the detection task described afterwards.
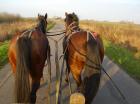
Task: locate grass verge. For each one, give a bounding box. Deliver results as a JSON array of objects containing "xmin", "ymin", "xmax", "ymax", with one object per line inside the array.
[
  {"xmin": 0, "ymin": 41, "xmax": 9, "ymax": 69},
  {"xmin": 104, "ymin": 39, "xmax": 140, "ymax": 79},
  {"xmin": 47, "ymin": 21, "xmax": 55, "ymax": 31}
]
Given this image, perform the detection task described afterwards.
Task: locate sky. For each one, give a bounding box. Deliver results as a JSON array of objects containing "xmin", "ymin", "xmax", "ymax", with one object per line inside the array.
[{"xmin": 0, "ymin": 0, "xmax": 140, "ymax": 23}]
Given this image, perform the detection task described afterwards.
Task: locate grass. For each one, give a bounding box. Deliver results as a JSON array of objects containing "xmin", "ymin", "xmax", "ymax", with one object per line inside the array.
[
  {"xmin": 104, "ymin": 39, "xmax": 140, "ymax": 79},
  {"xmin": 0, "ymin": 41, "xmax": 9, "ymax": 69},
  {"xmin": 80, "ymin": 20, "xmax": 140, "ymax": 80},
  {"xmin": 47, "ymin": 21, "xmax": 55, "ymax": 31}
]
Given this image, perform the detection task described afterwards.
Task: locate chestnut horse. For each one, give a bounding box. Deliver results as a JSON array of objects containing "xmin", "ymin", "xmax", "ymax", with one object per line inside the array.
[
  {"xmin": 8, "ymin": 13, "xmax": 51, "ymax": 103},
  {"xmin": 63, "ymin": 12, "xmax": 104, "ymax": 104}
]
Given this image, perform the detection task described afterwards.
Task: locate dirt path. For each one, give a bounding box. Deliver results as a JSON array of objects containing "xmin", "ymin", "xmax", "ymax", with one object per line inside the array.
[{"xmin": 0, "ymin": 23, "xmax": 140, "ymax": 104}]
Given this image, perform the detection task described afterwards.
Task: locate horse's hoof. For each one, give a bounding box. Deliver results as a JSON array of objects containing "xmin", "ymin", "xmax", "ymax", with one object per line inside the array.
[{"xmin": 70, "ymin": 92, "xmax": 85, "ymax": 104}]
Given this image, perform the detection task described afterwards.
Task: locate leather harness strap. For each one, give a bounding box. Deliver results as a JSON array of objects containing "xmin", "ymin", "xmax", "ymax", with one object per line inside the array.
[
  {"xmin": 17, "ymin": 29, "xmax": 35, "ymax": 40},
  {"xmin": 66, "ymin": 22, "xmax": 98, "ymax": 43}
]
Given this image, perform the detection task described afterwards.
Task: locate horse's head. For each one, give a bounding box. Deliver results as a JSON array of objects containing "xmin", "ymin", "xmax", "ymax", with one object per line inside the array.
[
  {"xmin": 37, "ymin": 13, "xmax": 48, "ymax": 34},
  {"xmin": 64, "ymin": 12, "xmax": 79, "ymax": 33}
]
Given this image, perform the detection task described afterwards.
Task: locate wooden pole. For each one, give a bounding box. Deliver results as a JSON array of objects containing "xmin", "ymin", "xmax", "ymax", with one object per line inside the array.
[{"xmin": 55, "ymin": 40, "xmax": 61, "ymax": 104}]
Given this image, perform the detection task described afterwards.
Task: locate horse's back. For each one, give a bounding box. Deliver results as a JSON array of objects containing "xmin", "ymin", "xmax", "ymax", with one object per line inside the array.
[
  {"xmin": 8, "ymin": 30, "xmax": 49, "ymax": 77},
  {"xmin": 65, "ymin": 30, "xmax": 104, "ymax": 64},
  {"xmin": 69, "ymin": 31, "xmax": 87, "ymax": 53}
]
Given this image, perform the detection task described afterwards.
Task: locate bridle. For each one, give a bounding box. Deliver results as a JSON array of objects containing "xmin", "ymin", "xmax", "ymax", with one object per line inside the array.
[{"xmin": 66, "ymin": 21, "xmax": 81, "ymax": 36}]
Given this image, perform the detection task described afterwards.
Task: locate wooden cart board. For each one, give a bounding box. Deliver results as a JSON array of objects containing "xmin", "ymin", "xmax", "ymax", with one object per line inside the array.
[{"xmin": 70, "ymin": 93, "xmax": 85, "ymax": 104}]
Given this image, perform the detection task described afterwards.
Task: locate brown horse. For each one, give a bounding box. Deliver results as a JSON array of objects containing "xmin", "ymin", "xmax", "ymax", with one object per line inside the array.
[
  {"xmin": 8, "ymin": 13, "xmax": 51, "ymax": 103},
  {"xmin": 63, "ymin": 12, "xmax": 104, "ymax": 104}
]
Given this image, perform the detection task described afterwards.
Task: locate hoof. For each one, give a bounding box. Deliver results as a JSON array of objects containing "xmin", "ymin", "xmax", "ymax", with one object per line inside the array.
[{"xmin": 70, "ymin": 93, "xmax": 85, "ymax": 104}]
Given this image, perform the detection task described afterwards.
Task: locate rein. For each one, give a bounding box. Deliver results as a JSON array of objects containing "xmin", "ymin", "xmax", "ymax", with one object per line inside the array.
[
  {"xmin": 66, "ymin": 21, "xmax": 80, "ymax": 35},
  {"xmin": 47, "ymin": 33, "xmax": 66, "ymax": 104},
  {"xmin": 46, "ymin": 31, "xmax": 65, "ymax": 36},
  {"xmin": 45, "ymin": 21, "xmax": 79, "ymax": 37}
]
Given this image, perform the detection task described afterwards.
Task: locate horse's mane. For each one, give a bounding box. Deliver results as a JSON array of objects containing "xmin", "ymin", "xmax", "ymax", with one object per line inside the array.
[
  {"xmin": 72, "ymin": 13, "xmax": 79, "ymax": 22},
  {"xmin": 71, "ymin": 13, "xmax": 79, "ymax": 25}
]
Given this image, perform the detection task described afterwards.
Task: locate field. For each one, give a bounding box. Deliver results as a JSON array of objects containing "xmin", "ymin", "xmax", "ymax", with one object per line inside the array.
[
  {"xmin": 0, "ymin": 13, "xmax": 55, "ymax": 69},
  {"xmin": 80, "ymin": 20, "xmax": 140, "ymax": 79}
]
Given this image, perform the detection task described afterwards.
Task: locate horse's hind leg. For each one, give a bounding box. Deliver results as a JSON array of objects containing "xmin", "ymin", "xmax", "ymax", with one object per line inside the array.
[
  {"xmin": 64, "ymin": 51, "xmax": 71, "ymax": 83},
  {"xmin": 30, "ymin": 78, "xmax": 40, "ymax": 104},
  {"xmin": 8, "ymin": 50, "xmax": 16, "ymax": 73}
]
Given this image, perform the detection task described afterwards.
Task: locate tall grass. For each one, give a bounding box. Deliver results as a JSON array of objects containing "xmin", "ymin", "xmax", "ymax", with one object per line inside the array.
[
  {"xmin": 0, "ymin": 21, "xmax": 36, "ymax": 41},
  {"xmin": 80, "ymin": 20, "xmax": 140, "ymax": 59},
  {"xmin": 0, "ymin": 12, "xmax": 21, "ymax": 23},
  {"xmin": 0, "ymin": 13, "xmax": 55, "ymax": 42}
]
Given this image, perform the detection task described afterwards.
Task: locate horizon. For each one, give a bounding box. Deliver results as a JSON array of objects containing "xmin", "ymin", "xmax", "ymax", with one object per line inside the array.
[{"xmin": 0, "ymin": 0, "xmax": 140, "ymax": 24}]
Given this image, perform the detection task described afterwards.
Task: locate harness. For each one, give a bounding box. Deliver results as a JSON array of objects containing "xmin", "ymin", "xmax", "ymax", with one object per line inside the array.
[
  {"xmin": 66, "ymin": 22, "xmax": 81, "ymax": 36},
  {"xmin": 17, "ymin": 17, "xmax": 47, "ymax": 40},
  {"xmin": 17, "ymin": 18, "xmax": 47, "ymax": 40},
  {"xmin": 64, "ymin": 22, "xmax": 80, "ymax": 46},
  {"xmin": 17, "ymin": 29, "xmax": 35, "ymax": 40},
  {"xmin": 66, "ymin": 21, "xmax": 98, "ymax": 42}
]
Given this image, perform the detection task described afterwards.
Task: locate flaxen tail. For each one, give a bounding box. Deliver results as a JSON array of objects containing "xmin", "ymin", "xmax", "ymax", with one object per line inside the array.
[{"xmin": 15, "ymin": 36, "xmax": 31, "ymax": 103}]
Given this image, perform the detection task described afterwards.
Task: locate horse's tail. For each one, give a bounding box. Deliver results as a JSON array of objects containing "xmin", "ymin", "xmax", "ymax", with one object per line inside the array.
[
  {"xmin": 83, "ymin": 32, "xmax": 101, "ymax": 104},
  {"xmin": 47, "ymin": 44, "xmax": 51, "ymax": 103},
  {"xmin": 15, "ymin": 36, "xmax": 31, "ymax": 103}
]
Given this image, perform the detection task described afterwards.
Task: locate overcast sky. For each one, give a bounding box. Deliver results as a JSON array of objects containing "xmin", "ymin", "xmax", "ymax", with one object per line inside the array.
[{"xmin": 0, "ymin": 0, "xmax": 140, "ymax": 23}]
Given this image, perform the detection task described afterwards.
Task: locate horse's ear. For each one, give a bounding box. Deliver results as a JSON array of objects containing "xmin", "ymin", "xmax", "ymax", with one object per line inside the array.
[
  {"xmin": 38, "ymin": 13, "xmax": 40, "ymax": 17},
  {"xmin": 65, "ymin": 12, "xmax": 68, "ymax": 16},
  {"xmin": 45, "ymin": 13, "xmax": 47, "ymax": 19},
  {"xmin": 72, "ymin": 12, "xmax": 75, "ymax": 15}
]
